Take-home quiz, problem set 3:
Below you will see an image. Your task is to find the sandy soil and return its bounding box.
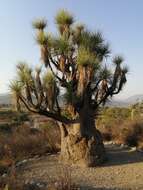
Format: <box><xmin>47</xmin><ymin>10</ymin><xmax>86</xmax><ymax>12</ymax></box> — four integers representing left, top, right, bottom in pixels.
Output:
<box><xmin>17</xmin><ymin>144</ymin><xmax>143</xmax><ymax>190</ymax></box>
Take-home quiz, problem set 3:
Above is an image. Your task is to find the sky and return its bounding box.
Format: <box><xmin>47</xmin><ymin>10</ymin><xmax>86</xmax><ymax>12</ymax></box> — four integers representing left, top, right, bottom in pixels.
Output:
<box><xmin>0</xmin><ymin>0</ymin><xmax>143</xmax><ymax>99</ymax></box>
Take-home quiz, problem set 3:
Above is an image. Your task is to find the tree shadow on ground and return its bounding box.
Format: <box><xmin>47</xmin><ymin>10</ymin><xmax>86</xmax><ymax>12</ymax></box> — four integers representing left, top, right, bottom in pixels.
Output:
<box><xmin>102</xmin><ymin>144</ymin><xmax>143</xmax><ymax>167</ymax></box>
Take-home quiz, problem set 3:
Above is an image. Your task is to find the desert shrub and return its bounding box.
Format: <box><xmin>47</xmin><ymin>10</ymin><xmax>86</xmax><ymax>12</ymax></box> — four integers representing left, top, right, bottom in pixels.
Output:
<box><xmin>0</xmin><ymin>110</ymin><xmax>30</xmax><ymax>131</ymax></box>
<box><xmin>97</xmin><ymin>107</ymin><xmax>131</xmax><ymax>127</ymax></box>
<box><xmin>0</xmin><ymin>124</ymin><xmax>60</xmax><ymax>169</ymax></box>
<box><xmin>40</xmin><ymin>120</ymin><xmax>61</xmax><ymax>150</ymax></box>
<box><xmin>100</xmin><ymin>118</ymin><xmax>143</xmax><ymax>146</ymax></box>
<box><xmin>117</xmin><ymin>120</ymin><xmax>143</xmax><ymax>146</ymax></box>
<box><xmin>12</xmin><ymin>112</ymin><xmax>29</xmax><ymax>125</ymax></box>
<box><xmin>97</xmin><ymin>106</ymin><xmax>143</xmax><ymax>146</ymax></box>
<box><xmin>0</xmin><ymin>111</ymin><xmax>61</xmax><ymax>178</ymax></box>
<box><xmin>101</xmin><ymin>131</ymin><xmax>112</xmax><ymax>141</ymax></box>
<box><xmin>0</xmin><ymin>124</ymin><xmax>12</xmax><ymax>134</ymax></box>
<box><xmin>120</xmin><ymin>128</ymin><xmax>138</xmax><ymax>146</ymax></box>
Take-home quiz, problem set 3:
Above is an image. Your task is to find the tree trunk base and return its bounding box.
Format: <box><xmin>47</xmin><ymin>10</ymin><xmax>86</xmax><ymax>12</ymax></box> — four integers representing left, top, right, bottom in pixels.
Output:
<box><xmin>60</xmin><ymin>130</ymin><xmax>106</xmax><ymax>167</ymax></box>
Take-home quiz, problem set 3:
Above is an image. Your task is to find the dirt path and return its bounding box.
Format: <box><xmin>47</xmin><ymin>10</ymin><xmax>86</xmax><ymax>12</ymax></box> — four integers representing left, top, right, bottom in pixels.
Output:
<box><xmin>17</xmin><ymin>144</ymin><xmax>143</xmax><ymax>190</ymax></box>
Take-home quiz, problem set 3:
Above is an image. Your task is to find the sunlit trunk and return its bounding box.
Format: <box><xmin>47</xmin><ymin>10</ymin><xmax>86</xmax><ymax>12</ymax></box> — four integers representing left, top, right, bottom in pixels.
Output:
<box><xmin>60</xmin><ymin>105</ymin><xmax>106</xmax><ymax>167</ymax></box>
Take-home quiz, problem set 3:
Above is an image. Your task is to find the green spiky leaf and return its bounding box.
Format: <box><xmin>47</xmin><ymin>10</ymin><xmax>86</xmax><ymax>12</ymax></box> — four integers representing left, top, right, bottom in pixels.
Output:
<box><xmin>16</xmin><ymin>62</ymin><xmax>33</xmax><ymax>84</ymax></box>
<box><xmin>43</xmin><ymin>71</ymin><xmax>55</xmax><ymax>88</ymax></box>
<box><xmin>53</xmin><ymin>37</ymin><xmax>70</xmax><ymax>55</ymax></box>
<box><xmin>36</xmin><ymin>31</ymin><xmax>52</xmax><ymax>46</ymax></box>
<box><xmin>9</xmin><ymin>80</ymin><xmax>23</xmax><ymax>95</ymax></box>
<box><xmin>55</xmin><ymin>9</ymin><xmax>74</xmax><ymax>26</ymax></box>
<box><xmin>99</xmin><ymin>66</ymin><xmax>112</xmax><ymax>80</ymax></box>
<box><xmin>77</xmin><ymin>47</ymin><xmax>98</xmax><ymax>67</ymax></box>
<box><xmin>113</xmin><ymin>56</ymin><xmax>124</xmax><ymax>65</ymax></box>
<box><xmin>32</xmin><ymin>19</ymin><xmax>47</xmax><ymax>30</ymax></box>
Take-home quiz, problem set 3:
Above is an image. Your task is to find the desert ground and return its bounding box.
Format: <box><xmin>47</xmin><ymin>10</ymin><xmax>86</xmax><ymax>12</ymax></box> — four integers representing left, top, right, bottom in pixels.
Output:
<box><xmin>16</xmin><ymin>143</ymin><xmax>143</xmax><ymax>190</ymax></box>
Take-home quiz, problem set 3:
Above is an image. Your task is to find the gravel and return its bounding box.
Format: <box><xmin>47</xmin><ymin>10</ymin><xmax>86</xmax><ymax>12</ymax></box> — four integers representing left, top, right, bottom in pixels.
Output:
<box><xmin>16</xmin><ymin>144</ymin><xmax>143</xmax><ymax>190</ymax></box>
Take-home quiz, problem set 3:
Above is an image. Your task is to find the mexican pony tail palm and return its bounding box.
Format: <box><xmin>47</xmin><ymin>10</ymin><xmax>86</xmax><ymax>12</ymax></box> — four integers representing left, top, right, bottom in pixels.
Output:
<box><xmin>10</xmin><ymin>10</ymin><xmax>128</xmax><ymax>167</ymax></box>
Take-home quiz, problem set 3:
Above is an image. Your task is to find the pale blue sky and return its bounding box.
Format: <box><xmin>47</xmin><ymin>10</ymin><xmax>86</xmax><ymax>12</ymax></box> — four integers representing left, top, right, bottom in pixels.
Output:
<box><xmin>0</xmin><ymin>0</ymin><xmax>143</xmax><ymax>99</ymax></box>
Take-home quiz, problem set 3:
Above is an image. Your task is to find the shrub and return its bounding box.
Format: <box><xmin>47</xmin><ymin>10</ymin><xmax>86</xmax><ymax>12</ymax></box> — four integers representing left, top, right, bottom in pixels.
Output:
<box><xmin>97</xmin><ymin>107</ymin><xmax>143</xmax><ymax>147</ymax></box>
<box><xmin>0</xmin><ymin>123</ymin><xmax>60</xmax><ymax>175</ymax></box>
<box><xmin>117</xmin><ymin>120</ymin><xmax>143</xmax><ymax>146</ymax></box>
<box><xmin>102</xmin><ymin>131</ymin><xmax>112</xmax><ymax>141</ymax></box>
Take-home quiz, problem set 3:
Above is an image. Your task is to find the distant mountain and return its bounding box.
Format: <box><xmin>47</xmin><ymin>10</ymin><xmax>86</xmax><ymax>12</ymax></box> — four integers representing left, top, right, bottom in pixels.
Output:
<box><xmin>125</xmin><ymin>94</ymin><xmax>143</xmax><ymax>105</ymax></box>
<box><xmin>107</xmin><ymin>94</ymin><xmax>143</xmax><ymax>107</ymax></box>
<box><xmin>0</xmin><ymin>93</ymin><xmax>143</xmax><ymax>107</ymax></box>
<box><xmin>106</xmin><ymin>99</ymin><xmax>128</xmax><ymax>107</ymax></box>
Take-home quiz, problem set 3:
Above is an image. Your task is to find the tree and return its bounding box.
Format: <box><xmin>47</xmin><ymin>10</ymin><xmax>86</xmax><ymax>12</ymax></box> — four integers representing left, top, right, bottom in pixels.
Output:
<box><xmin>10</xmin><ymin>10</ymin><xmax>128</xmax><ymax>167</ymax></box>
<box><xmin>10</xmin><ymin>81</ymin><xmax>22</xmax><ymax>111</ymax></box>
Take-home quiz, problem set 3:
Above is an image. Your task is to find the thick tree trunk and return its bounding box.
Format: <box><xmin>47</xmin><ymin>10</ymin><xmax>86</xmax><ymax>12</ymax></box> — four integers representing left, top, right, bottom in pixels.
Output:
<box><xmin>59</xmin><ymin>109</ymin><xmax>106</xmax><ymax>167</ymax></box>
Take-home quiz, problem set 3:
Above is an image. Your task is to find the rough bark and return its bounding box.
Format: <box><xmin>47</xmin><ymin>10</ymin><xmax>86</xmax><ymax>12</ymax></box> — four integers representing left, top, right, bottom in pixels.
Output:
<box><xmin>59</xmin><ymin>111</ymin><xmax>106</xmax><ymax>167</ymax></box>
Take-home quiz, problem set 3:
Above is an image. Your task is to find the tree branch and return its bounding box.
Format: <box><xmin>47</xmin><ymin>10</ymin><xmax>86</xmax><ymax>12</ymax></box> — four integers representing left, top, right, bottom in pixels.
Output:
<box><xmin>38</xmin><ymin>110</ymin><xmax>79</xmax><ymax>124</ymax></box>
<box><xmin>19</xmin><ymin>95</ymin><xmax>79</xmax><ymax>124</ymax></box>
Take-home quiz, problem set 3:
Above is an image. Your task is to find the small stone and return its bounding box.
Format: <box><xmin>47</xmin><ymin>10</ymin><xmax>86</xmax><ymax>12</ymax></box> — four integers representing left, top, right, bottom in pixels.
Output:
<box><xmin>120</xmin><ymin>144</ymin><xmax>125</xmax><ymax>148</ymax></box>
<box><xmin>2</xmin><ymin>173</ymin><xmax>7</xmax><ymax>177</ymax></box>
<box><xmin>124</xmin><ymin>144</ymin><xmax>129</xmax><ymax>148</ymax></box>
<box><xmin>131</xmin><ymin>147</ymin><xmax>137</xmax><ymax>151</ymax></box>
<box><xmin>34</xmin><ymin>155</ymin><xmax>39</xmax><ymax>159</ymax></box>
<box><xmin>20</xmin><ymin>159</ymin><xmax>28</xmax><ymax>164</ymax></box>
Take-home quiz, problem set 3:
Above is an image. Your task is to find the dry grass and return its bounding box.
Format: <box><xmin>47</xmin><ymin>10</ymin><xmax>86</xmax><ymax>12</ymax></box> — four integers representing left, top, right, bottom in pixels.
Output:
<box><xmin>0</xmin><ymin>125</ymin><xmax>59</xmax><ymax>159</ymax></box>
<box><xmin>99</xmin><ymin>119</ymin><xmax>143</xmax><ymax>147</ymax></box>
<box><xmin>0</xmin><ymin>166</ymin><xmax>79</xmax><ymax>190</ymax></box>
<box><xmin>113</xmin><ymin>120</ymin><xmax>143</xmax><ymax>146</ymax></box>
<box><xmin>0</xmin><ymin>123</ymin><xmax>60</xmax><ymax>175</ymax></box>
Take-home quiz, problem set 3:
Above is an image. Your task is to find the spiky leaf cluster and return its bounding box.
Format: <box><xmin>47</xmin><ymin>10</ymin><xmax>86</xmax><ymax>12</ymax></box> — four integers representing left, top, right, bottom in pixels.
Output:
<box><xmin>77</xmin><ymin>47</ymin><xmax>98</xmax><ymax>67</ymax></box>
<box><xmin>55</xmin><ymin>9</ymin><xmax>74</xmax><ymax>26</ymax></box>
<box><xmin>32</xmin><ymin>19</ymin><xmax>47</xmax><ymax>30</ymax></box>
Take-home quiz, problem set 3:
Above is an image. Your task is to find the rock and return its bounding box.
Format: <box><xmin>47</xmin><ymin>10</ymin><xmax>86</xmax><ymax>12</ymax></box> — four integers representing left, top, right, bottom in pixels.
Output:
<box><xmin>34</xmin><ymin>155</ymin><xmax>40</xmax><ymax>159</ymax></box>
<box><xmin>24</xmin><ymin>180</ymin><xmax>47</xmax><ymax>190</ymax></box>
<box><xmin>124</xmin><ymin>144</ymin><xmax>129</xmax><ymax>148</ymax></box>
<box><xmin>120</xmin><ymin>144</ymin><xmax>129</xmax><ymax>149</ymax></box>
<box><xmin>130</xmin><ymin>147</ymin><xmax>137</xmax><ymax>151</ymax></box>
<box><xmin>19</xmin><ymin>160</ymin><xmax>28</xmax><ymax>166</ymax></box>
<box><xmin>2</xmin><ymin>173</ymin><xmax>7</xmax><ymax>177</ymax></box>
<box><xmin>16</xmin><ymin>159</ymin><xmax>28</xmax><ymax>167</ymax></box>
<box><xmin>104</xmin><ymin>141</ymin><xmax>114</xmax><ymax>145</ymax></box>
<box><xmin>120</xmin><ymin>144</ymin><xmax>125</xmax><ymax>148</ymax></box>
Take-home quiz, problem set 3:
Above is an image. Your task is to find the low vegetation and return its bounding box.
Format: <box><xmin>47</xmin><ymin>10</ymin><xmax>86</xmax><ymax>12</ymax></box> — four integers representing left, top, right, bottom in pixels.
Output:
<box><xmin>97</xmin><ymin>106</ymin><xmax>143</xmax><ymax>148</ymax></box>
<box><xmin>0</xmin><ymin>110</ymin><xmax>60</xmax><ymax>177</ymax></box>
<box><xmin>0</xmin><ymin>104</ymin><xmax>143</xmax><ymax>189</ymax></box>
